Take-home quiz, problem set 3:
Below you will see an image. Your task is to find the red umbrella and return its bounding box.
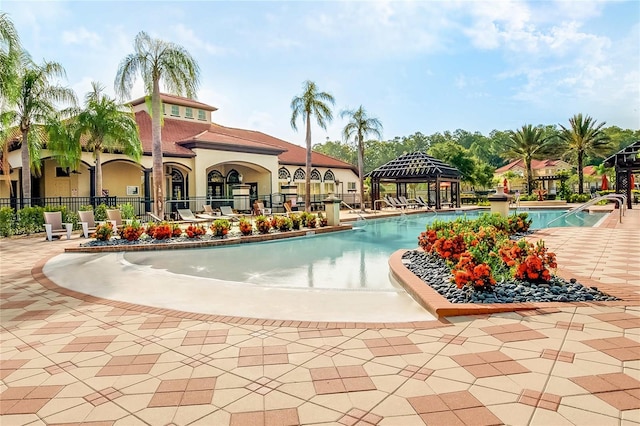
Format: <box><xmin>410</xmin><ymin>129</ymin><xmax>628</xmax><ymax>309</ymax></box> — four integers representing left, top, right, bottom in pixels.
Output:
<box><xmin>601</xmin><ymin>174</ymin><xmax>608</xmax><ymax>191</ymax></box>
<box><xmin>631</xmin><ymin>174</ymin><xmax>635</xmax><ymax>190</ymax></box>
<box><xmin>503</xmin><ymin>178</ymin><xmax>508</xmax><ymax>193</ymax></box>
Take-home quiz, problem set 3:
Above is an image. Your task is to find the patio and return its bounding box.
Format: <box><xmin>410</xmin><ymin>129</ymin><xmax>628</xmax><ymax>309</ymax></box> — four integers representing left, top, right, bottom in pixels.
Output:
<box><xmin>0</xmin><ymin>209</ymin><xmax>638</xmax><ymax>425</ymax></box>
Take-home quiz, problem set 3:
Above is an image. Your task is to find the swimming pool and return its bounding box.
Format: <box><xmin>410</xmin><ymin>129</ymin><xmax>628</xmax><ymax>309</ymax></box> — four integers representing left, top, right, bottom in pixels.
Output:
<box><xmin>124</xmin><ymin>209</ymin><xmax>606</xmax><ymax>291</ymax></box>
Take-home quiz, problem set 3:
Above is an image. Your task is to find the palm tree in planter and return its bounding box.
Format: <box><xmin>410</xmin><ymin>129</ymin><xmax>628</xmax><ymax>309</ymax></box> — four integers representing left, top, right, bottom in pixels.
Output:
<box><xmin>504</xmin><ymin>125</ymin><xmax>554</xmax><ymax>195</ymax></box>
<box><xmin>559</xmin><ymin>114</ymin><xmax>611</xmax><ymax>194</ymax></box>
<box><xmin>48</xmin><ymin>82</ymin><xmax>142</xmax><ymax>198</ymax></box>
<box><xmin>115</xmin><ymin>31</ymin><xmax>200</xmax><ymax>218</ymax></box>
<box><xmin>10</xmin><ymin>56</ymin><xmax>76</xmax><ymax>204</ymax></box>
<box><xmin>290</xmin><ymin>80</ymin><xmax>335</xmax><ymax>212</ymax></box>
<box><xmin>340</xmin><ymin>105</ymin><xmax>382</xmax><ymax>211</ymax></box>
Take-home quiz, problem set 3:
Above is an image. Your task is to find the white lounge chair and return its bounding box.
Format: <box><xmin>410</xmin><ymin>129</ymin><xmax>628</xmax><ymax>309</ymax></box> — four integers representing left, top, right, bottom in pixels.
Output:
<box><xmin>177</xmin><ymin>208</ymin><xmax>209</xmax><ymax>224</ymax></box>
<box><xmin>44</xmin><ymin>211</ymin><xmax>72</xmax><ymax>241</ymax></box>
<box><xmin>219</xmin><ymin>206</ymin><xmax>242</xmax><ymax>221</ymax></box>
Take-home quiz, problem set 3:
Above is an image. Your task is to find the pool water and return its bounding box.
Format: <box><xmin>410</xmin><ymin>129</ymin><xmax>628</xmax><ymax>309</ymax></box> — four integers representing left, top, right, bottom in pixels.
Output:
<box><xmin>124</xmin><ymin>210</ymin><xmax>606</xmax><ymax>291</ymax></box>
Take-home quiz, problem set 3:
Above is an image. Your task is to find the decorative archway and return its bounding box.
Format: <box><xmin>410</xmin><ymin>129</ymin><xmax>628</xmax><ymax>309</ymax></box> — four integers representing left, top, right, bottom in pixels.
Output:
<box><xmin>207</xmin><ymin>170</ymin><xmax>224</xmax><ymax>198</ymax></box>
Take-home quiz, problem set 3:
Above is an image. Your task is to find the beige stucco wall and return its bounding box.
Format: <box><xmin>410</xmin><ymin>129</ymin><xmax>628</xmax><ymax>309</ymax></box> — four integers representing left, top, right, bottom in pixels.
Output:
<box><xmin>101</xmin><ymin>161</ymin><xmax>144</xmax><ymax>197</ymax></box>
<box><xmin>192</xmin><ymin>149</ymin><xmax>279</xmax><ymax>197</ymax></box>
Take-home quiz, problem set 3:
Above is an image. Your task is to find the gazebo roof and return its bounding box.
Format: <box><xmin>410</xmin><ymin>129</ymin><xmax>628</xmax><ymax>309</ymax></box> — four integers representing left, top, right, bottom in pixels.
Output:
<box><xmin>368</xmin><ymin>151</ymin><xmax>461</xmax><ymax>180</ymax></box>
<box><xmin>604</xmin><ymin>140</ymin><xmax>640</xmax><ymax>170</ymax></box>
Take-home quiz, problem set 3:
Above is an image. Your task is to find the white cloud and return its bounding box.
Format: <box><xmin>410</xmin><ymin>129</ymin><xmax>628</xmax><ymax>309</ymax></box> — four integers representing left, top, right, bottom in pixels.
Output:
<box><xmin>62</xmin><ymin>27</ymin><xmax>102</xmax><ymax>47</ymax></box>
<box><xmin>171</xmin><ymin>23</ymin><xmax>229</xmax><ymax>56</ymax></box>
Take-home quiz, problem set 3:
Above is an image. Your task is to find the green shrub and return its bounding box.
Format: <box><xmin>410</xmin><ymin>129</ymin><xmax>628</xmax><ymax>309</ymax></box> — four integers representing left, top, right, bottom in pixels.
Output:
<box><xmin>94</xmin><ymin>203</ymin><xmax>108</xmax><ymax>221</ymax></box>
<box><xmin>0</xmin><ymin>207</ymin><xmax>16</xmax><ymax>237</ymax></box>
<box><xmin>120</xmin><ymin>203</ymin><xmax>135</xmax><ymax>220</ymax></box>
<box><xmin>16</xmin><ymin>206</ymin><xmax>45</xmax><ymax>235</ymax></box>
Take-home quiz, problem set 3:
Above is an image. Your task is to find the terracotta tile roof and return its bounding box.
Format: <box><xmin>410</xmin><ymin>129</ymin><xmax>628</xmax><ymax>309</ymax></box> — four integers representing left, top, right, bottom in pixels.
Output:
<box><xmin>495</xmin><ymin>159</ymin><xmax>564</xmax><ymax>174</ymax></box>
<box><xmin>206</xmin><ymin>123</ymin><xmax>357</xmax><ymax>171</ymax></box>
<box><xmin>135</xmin><ymin>111</ymin><xmax>208</xmax><ymax>157</ymax></box>
<box><xmin>583</xmin><ymin>165</ymin><xmax>597</xmax><ymax>176</ymax></box>
<box><xmin>176</xmin><ymin>128</ymin><xmax>286</xmax><ymax>155</ymax></box>
<box><xmin>128</xmin><ymin>94</ymin><xmax>218</xmax><ymax>111</ymax></box>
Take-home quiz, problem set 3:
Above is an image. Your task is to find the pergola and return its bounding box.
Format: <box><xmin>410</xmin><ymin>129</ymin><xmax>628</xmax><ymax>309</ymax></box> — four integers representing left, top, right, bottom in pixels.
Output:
<box><xmin>368</xmin><ymin>152</ymin><xmax>462</xmax><ymax>210</ymax></box>
<box><xmin>604</xmin><ymin>140</ymin><xmax>639</xmax><ymax>209</ymax></box>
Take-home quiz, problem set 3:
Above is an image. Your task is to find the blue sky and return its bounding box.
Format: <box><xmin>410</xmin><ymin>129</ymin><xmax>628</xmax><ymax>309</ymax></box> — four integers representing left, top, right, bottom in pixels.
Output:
<box><xmin>3</xmin><ymin>0</ymin><xmax>639</xmax><ymax>147</ymax></box>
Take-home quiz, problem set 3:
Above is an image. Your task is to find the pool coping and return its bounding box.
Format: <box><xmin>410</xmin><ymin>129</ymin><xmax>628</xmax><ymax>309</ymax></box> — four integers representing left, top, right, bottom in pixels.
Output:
<box><xmin>388</xmin><ymin>245</ymin><xmax>639</xmax><ymax>318</ymax></box>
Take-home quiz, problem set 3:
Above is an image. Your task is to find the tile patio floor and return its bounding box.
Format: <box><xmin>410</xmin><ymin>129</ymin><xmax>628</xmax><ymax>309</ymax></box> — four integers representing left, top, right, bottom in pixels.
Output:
<box><xmin>1</xmin><ymin>208</ymin><xmax>639</xmax><ymax>425</ymax></box>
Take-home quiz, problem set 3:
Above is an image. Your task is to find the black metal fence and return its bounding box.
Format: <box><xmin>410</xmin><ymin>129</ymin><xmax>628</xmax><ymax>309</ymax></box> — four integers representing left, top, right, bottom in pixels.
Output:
<box><xmin>0</xmin><ymin>192</ymin><xmax>363</xmax><ymax>219</ymax></box>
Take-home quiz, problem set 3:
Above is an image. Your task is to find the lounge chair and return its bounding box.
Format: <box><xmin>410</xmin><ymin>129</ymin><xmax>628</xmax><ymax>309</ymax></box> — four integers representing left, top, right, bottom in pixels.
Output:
<box><xmin>219</xmin><ymin>206</ymin><xmax>242</xmax><ymax>221</ymax></box>
<box><xmin>78</xmin><ymin>210</ymin><xmax>99</xmax><ymax>238</ymax></box>
<box><xmin>398</xmin><ymin>196</ymin><xmax>418</xmax><ymax>209</ymax></box>
<box><xmin>384</xmin><ymin>196</ymin><xmax>407</xmax><ymax>210</ymax></box>
<box><xmin>147</xmin><ymin>212</ymin><xmax>164</xmax><ymax>222</ymax></box>
<box><xmin>253</xmin><ymin>201</ymin><xmax>272</xmax><ymax>216</ymax></box>
<box><xmin>44</xmin><ymin>211</ymin><xmax>72</xmax><ymax>241</ymax></box>
<box><xmin>415</xmin><ymin>196</ymin><xmax>436</xmax><ymax>211</ymax></box>
<box><xmin>106</xmin><ymin>209</ymin><xmax>130</xmax><ymax>229</ymax></box>
<box><xmin>283</xmin><ymin>201</ymin><xmax>293</xmax><ymax>216</ymax></box>
<box><xmin>177</xmin><ymin>208</ymin><xmax>210</xmax><ymax>224</ymax></box>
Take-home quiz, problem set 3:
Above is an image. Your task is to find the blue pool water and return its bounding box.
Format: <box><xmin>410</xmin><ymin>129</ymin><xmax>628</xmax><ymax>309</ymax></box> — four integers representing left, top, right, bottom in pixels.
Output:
<box><xmin>124</xmin><ymin>209</ymin><xmax>606</xmax><ymax>291</ymax></box>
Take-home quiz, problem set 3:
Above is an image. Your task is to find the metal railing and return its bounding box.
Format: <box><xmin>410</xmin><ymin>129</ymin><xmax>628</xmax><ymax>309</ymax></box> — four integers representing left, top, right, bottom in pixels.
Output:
<box><xmin>547</xmin><ymin>194</ymin><xmax>627</xmax><ymax>227</ymax></box>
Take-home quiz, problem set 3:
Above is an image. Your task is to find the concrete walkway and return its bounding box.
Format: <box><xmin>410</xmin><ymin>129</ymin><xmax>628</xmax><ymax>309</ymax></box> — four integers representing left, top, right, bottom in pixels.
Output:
<box><xmin>1</xmin><ymin>208</ymin><xmax>638</xmax><ymax>425</ymax></box>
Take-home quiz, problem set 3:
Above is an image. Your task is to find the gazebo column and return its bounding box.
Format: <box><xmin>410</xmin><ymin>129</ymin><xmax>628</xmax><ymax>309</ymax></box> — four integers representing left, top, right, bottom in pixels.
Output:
<box><xmin>435</xmin><ymin>177</ymin><xmax>441</xmax><ymax>210</ymax></box>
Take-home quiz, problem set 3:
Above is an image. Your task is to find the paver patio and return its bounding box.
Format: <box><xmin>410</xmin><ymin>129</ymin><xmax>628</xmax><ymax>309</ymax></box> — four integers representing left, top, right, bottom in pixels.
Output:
<box><xmin>1</xmin><ymin>208</ymin><xmax>638</xmax><ymax>425</ymax></box>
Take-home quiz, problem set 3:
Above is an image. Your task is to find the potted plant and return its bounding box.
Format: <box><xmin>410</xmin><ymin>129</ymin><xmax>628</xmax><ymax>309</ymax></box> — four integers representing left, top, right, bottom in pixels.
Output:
<box><xmin>306</xmin><ymin>215</ymin><xmax>316</xmax><ymax>228</ymax></box>
<box><xmin>238</xmin><ymin>217</ymin><xmax>253</xmax><ymax>236</ymax></box>
<box><xmin>275</xmin><ymin>216</ymin><xmax>293</xmax><ymax>232</ymax></box>
<box><xmin>317</xmin><ymin>211</ymin><xmax>328</xmax><ymax>227</ymax></box>
<box><xmin>120</xmin><ymin>220</ymin><xmax>144</xmax><ymax>241</ymax></box>
<box><xmin>210</xmin><ymin>218</ymin><xmax>231</xmax><ymax>237</ymax></box>
<box><xmin>255</xmin><ymin>215</ymin><xmax>271</xmax><ymax>234</ymax></box>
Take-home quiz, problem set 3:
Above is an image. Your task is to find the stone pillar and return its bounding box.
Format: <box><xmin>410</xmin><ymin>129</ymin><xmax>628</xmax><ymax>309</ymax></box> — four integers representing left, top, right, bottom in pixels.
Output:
<box><xmin>488</xmin><ymin>186</ymin><xmax>511</xmax><ymax>217</ymax></box>
<box><xmin>233</xmin><ymin>184</ymin><xmax>251</xmax><ymax>212</ymax></box>
<box><xmin>323</xmin><ymin>195</ymin><xmax>341</xmax><ymax>226</ymax></box>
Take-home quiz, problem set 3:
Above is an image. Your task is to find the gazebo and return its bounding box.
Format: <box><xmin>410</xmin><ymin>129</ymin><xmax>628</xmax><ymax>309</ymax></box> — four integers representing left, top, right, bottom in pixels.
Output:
<box><xmin>604</xmin><ymin>140</ymin><xmax>639</xmax><ymax>209</ymax></box>
<box><xmin>368</xmin><ymin>152</ymin><xmax>462</xmax><ymax>210</ymax></box>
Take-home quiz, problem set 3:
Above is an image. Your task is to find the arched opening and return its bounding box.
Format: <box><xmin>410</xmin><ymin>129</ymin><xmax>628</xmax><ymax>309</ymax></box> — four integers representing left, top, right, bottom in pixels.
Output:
<box><xmin>207</xmin><ymin>170</ymin><xmax>224</xmax><ymax>198</ymax></box>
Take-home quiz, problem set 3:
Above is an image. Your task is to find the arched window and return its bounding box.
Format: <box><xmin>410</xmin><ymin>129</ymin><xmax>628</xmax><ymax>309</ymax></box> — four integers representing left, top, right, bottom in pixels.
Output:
<box><xmin>323</xmin><ymin>170</ymin><xmax>335</xmax><ymax>181</ymax></box>
<box><xmin>171</xmin><ymin>169</ymin><xmax>184</xmax><ymax>183</ymax></box>
<box><xmin>310</xmin><ymin>169</ymin><xmax>322</xmax><ymax>181</ymax></box>
<box><xmin>293</xmin><ymin>168</ymin><xmax>305</xmax><ymax>181</ymax></box>
<box><xmin>207</xmin><ymin>170</ymin><xmax>224</xmax><ymax>183</ymax></box>
<box><xmin>278</xmin><ymin>167</ymin><xmax>291</xmax><ymax>181</ymax></box>
<box><xmin>227</xmin><ymin>169</ymin><xmax>240</xmax><ymax>184</ymax></box>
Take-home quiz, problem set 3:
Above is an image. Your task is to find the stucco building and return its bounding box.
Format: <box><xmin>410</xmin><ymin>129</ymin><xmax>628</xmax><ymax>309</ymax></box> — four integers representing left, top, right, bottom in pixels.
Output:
<box><xmin>1</xmin><ymin>94</ymin><xmax>359</xmax><ymax>213</ymax></box>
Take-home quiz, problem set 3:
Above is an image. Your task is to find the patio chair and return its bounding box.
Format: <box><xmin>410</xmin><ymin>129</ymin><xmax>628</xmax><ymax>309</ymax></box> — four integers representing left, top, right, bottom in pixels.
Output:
<box><xmin>415</xmin><ymin>196</ymin><xmax>436</xmax><ymax>211</ymax></box>
<box><xmin>219</xmin><ymin>206</ymin><xmax>242</xmax><ymax>221</ymax></box>
<box><xmin>177</xmin><ymin>208</ymin><xmax>210</xmax><ymax>224</ymax></box>
<box><xmin>44</xmin><ymin>211</ymin><xmax>72</xmax><ymax>241</ymax></box>
<box><xmin>398</xmin><ymin>195</ymin><xmax>418</xmax><ymax>209</ymax></box>
<box><xmin>253</xmin><ymin>201</ymin><xmax>272</xmax><ymax>216</ymax></box>
<box><xmin>78</xmin><ymin>210</ymin><xmax>99</xmax><ymax>238</ymax></box>
<box><xmin>146</xmin><ymin>212</ymin><xmax>164</xmax><ymax>222</ymax></box>
<box><xmin>106</xmin><ymin>209</ymin><xmax>125</xmax><ymax>229</ymax></box>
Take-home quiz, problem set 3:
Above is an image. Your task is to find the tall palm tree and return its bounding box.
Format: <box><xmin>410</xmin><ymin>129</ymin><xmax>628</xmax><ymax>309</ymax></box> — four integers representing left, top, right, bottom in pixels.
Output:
<box><xmin>504</xmin><ymin>125</ymin><xmax>553</xmax><ymax>195</ymax></box>
<box><xmin>290</xmin><ymin>80</ymin><xmax>335</xmax><ymax>212</ymax></box>
<box><xmin>11</xmin><ymin>57</ymin><xmax>76</xmax><ymax>204</ymax></box>
<box><xmin>115</xmin><ymin>31</ymin><xmax>200</xmax><ymax>218</ymax></box>
<box><xmin>48</xmin><ymin>82</ymin><xmax>142</xmax><ymax>197</ymax></box>
<box><xmin>559</xmin><ymin>114</ymin><xmax>611</xmax><ymax>194</ymax></box>
<box><xmin>0</xmin><ymin>12</ymin><xmax>21</xmax><ymax>100</ymax></box>
<box><xmin>340</xmin><ymin>106</ymin><xmax>382</xmax><ymax>211</ymax></box>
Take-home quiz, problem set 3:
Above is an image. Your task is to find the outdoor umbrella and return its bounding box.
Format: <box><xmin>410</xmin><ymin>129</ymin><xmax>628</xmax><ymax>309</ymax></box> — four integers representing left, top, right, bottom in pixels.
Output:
<box><xmin>631</xmin><ymin>174</ymin><xmax>636</xmax><ymax>190</ymax></box>
<box><xmin>601</xmin><ymin>174</ymin><xmax>608</xmax><ymax>191</ymax></box>
<box><xmin>503</xmin><ymin>178</ymin><xmax>509</xmax><ymax>193</ymax></box>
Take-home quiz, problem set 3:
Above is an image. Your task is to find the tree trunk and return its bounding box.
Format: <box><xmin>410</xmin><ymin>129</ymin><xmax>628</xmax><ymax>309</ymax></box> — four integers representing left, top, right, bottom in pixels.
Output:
<box><xmin>577</xmin><ymin>152</ymin><xmax>584</xmax><ymax>194</ymax></box>
<box><xmin>95</xmin><ymin>150</ymin><xmax>102</xmax><ymax>198</ymax></box>
<box><xmin>304</xmin><ymin>111</ymin><xmax>311</xmax><ymax>213</ymax></box>
<box><xmin>357</xmin><ymin>133</ymin><xmax>365</xmax><ymax>211</ymax></box>
<box><xmin>525</xmin><ymin>157</ymin><xmax>533</xmax><ymax>195</ymax></box>
<box><xmin>20</xmin><ymin>129</ymin><xmax>31</xmax><ymax>206</ymax></box>
<box><xmin>151</xmin><ymin>81</ymin><xmax>164</xmax><ymax>218</ymax></box>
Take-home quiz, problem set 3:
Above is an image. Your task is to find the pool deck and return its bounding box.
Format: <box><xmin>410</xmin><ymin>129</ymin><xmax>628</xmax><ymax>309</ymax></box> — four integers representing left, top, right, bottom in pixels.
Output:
<box><xmin>1</xmin><ymin>208</ymin><xmax>639</xmax><ymax>425</ymax></box>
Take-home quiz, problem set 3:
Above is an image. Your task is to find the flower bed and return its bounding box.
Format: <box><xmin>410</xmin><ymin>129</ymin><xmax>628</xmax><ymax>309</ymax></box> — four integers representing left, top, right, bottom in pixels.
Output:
<box><xmin>412</xmin><ymin>212</ymin><xmax>617</xmax><ymax>303</ymax></box>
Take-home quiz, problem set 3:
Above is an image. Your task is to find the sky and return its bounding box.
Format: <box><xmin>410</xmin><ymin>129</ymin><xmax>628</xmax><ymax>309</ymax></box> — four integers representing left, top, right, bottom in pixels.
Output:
<box><xmin>3</xmin><ymin>0</ymin><xmax>639</xmax><ymax>147</ymax></box>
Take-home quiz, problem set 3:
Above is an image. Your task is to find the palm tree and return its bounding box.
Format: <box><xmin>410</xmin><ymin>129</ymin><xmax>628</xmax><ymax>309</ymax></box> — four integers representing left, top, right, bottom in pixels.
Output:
<box><xmin>48</xmin><ymin>82</ymin><xmax>142</xmax><ymax>197</ymax></box>
<box><xmin>559</xmin><ymin>114</ymin><xmax>611</xmax><ymax>194</ymax></box>
<box><xmin>290</xmin><ymin>80</ymin><xmax>335</xmax><ymax>212</ymax></box>
<box><xmin>11</xmin><ymin>57</ymin><xmax>76</xmax><ymax>204</ymax></box>
<box><xmin>340</xmin><ymin>106</ymin><xmax>382</xmax><ymax>211</ymax></box>
<box><xmin>504</xmin><ymin>125</ymin><xmax>553</xmax><ymax>195</ymax></box>
<box><xmin>115</xmin><ymin>31</ymin><xmax>200</xmax><ymax>218</ymax></box>
<box><xmin>0</xmin><ymin>12</ymin><xmax>21</xmax><ymax>100</ymax></box>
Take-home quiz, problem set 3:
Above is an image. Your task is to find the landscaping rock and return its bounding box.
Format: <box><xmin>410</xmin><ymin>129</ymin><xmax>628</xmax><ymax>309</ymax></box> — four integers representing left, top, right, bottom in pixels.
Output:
<box><xmin>401</xmin><ymin>250</ymin><xmax>619</xmax><ymax>304</ymax></box>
